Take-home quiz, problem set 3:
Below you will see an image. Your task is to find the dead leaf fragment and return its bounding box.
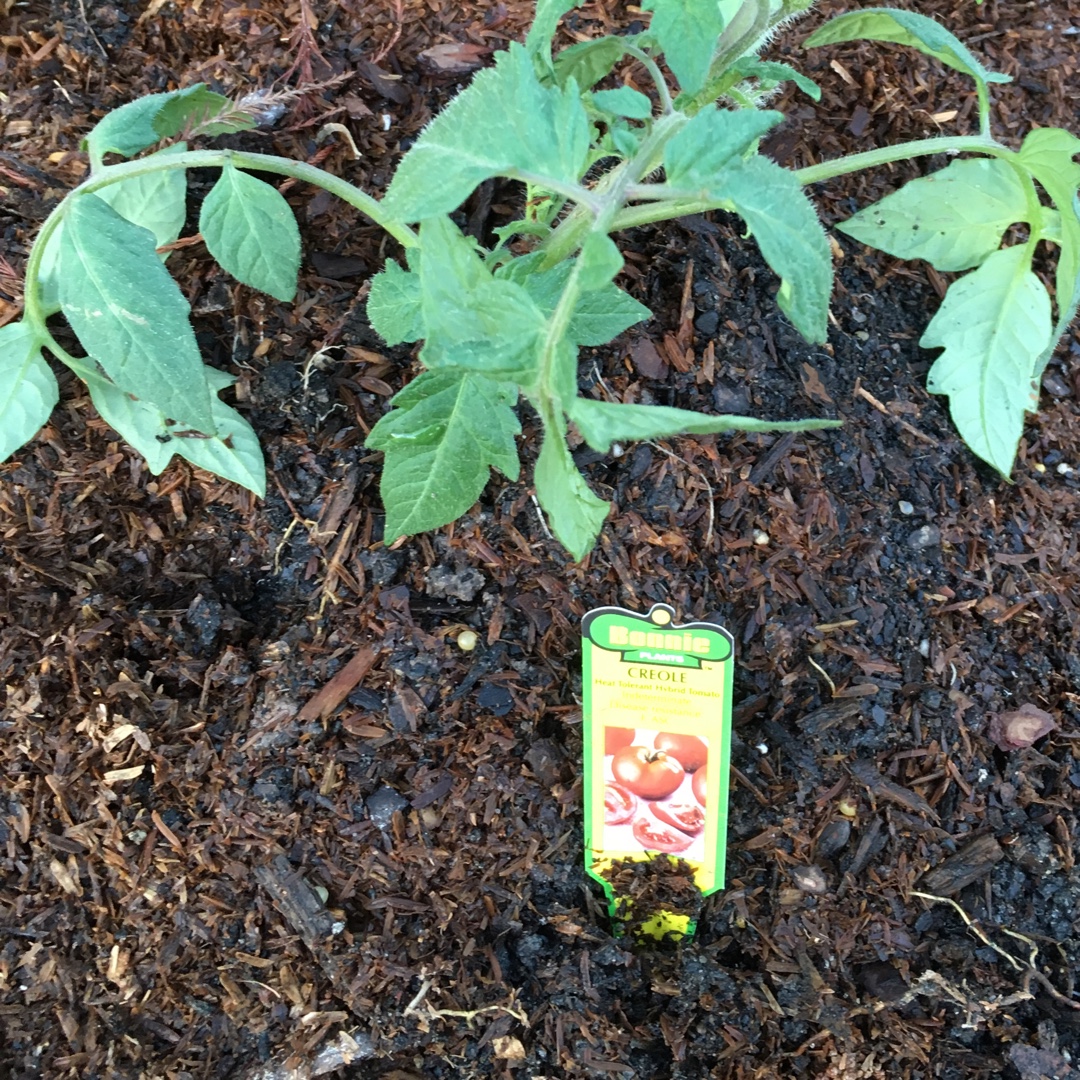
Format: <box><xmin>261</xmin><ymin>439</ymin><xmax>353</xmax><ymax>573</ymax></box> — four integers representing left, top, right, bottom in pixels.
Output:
<box><xmin>492</xmin><ymin>1036</ymin><xmax>526</xmax><ymax>1062</ymax></box>
<box><xmin>418</xmin><ymin>42</ymin><xmax>489</xmax><ymax>75</ymax></box>
<box><xmin>631</xmin><ymin>338</ymin><xmax>667</xmax><ymax>379</ymax></box>
<box><xmin>988</xmin><ymin>703</ymin><xmax>1057</xmax><ymax>750</ymax></box>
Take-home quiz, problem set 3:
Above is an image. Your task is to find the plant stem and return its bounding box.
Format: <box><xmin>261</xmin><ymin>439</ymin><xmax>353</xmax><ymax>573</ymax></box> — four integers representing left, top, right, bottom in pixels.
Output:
<box><xmin>21</xmin><ymin>146</ymin><xmax>420</xmax><ymax>336</ymax></box>
<box><xmin>54</xmin><ymin>147</ymin><xmax>417</xmax><ymax>249</ymax></box>
<box><xmin>623</xmin><ymin>44</ymin><xmax>674</xmax><ymax>116</ymax></box>
<box><xmin>794</xmin><ymin>134</ymin><xmax>1005</xmax><ymax>186</ymax></box>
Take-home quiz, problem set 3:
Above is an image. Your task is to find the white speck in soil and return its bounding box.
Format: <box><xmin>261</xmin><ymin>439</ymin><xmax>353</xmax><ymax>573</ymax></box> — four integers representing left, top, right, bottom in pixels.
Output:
<box><xmin>906</xmin><ymin>525</ymin><xmax>941</xmax><ymax>550</ymax></box>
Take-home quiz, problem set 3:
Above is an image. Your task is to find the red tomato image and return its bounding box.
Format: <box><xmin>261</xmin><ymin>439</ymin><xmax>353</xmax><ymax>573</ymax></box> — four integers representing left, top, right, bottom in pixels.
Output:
<box><xmin>604</xmin><ymin>782</ymin><xmax>637</xmax><ymax>825</ymax></box>
<box><xmin>692</xmin><ymin>767</ymin><xmax>706</xmax><ymax>808</ymax></box>
<box><xmin>604</xmin><ymin>726</ymin><xmax>636</xmax><ymax>756</ymax></box>
<box><xmin>611</xmin><ymin>745</ymin><xmax>685</xmax><ymax>800</ymax></box>
<box><xmin>632</xmin><ymin>816</ymin><xmax>692</xmax><ymax>853</ymax></box>
<box><xmin>654</xmin><ymin>732</ymin><xmax>708</xmax><ymax>773</ymax></box>
<box><xmin>650</xmin><ymin>799</ymin><xmax>704</xmax><ymax>835</ymax></box>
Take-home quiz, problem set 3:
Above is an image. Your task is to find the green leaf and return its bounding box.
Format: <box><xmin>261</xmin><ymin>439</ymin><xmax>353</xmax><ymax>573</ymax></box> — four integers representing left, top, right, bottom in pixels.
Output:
<box><xmin>382</xmin><ymin>43</ymin><xmax>591</xmax><ymax>221</ymax></box>
<box><xmin>837</xmin><ymin>158</ymin><xmax>1031</xmax><ymax>272</ymax></box>
<box><xmin>37</xmin><ymin>144</ymin><xmax>189</xmax><ymax>314</ymax></box>
<box><xmin>1016</xmin><ymin>128</ymin><xmax>1080</xmax><ymax>328</ymax></box>
<box><xmin>578</xmin><ymin>233</ymin><xmax>623</xmax><ymax>292</ymax></box>
<box><xmin>367</xmin><ymin>261</ymin><xmax>424</xmax><ymax>345</ymax></box>
<box><xmin>553</xmin><ymin>36</ymin><xmax>636</xmax><ymax>92</ymax></box>
<box><xmin>567</xmin><ymin>397</ymin><xmax>840</xmax><ymax>453</ymax></box>
<box><xmin>591</xmin><ymin>87</ymin><xmax>653</xmax><ymax>120</ymax></box>
<box><xmin>366</xmin><ymin>370</ymin><xmax>521</xmax><ymax>539</ymax></box>
<box><xmin>199</xmin><ymin>163</ymin><xmax>300</xmax><ymax>302</ymax></box>
<box><xmin>171</xmin><ymin>372</ymin><xmax>266</xmax><ymax>497</ymax></box>
<box><xmin>803</xmin><ymin>8</ymin><xmax>1011</xmax><ymax>95</ymax></box>
<box><xmin>153</xmin><ymin>85</ymin><xmax>255</xmax><ymax>138</ymax></box>
<box><xmin>501</xmin><ymin>257</ymin><xmax>650</xmax><ymax>345</ymax></box>
<box><xmin>641</xmin><ymin>0</ymin><xmax>727</xmax><ymax>96</ymax></box>
<box><xmin>0</xmin><ymin>322</ymin><xmax>58</xmax><ymax>461</ymax></box>
<box><xmin>526</xmin><ymin>0</ymin><xmax>581</xmax><ymax>72</ymax></box>
<box><xmin>97</xmin><ymin>143</ymin><xmax>189</xmax><ymax>250</ymax></box>
<box><xmin>664</xmin><ymin>108</ymin><xmax>783</xmax><ymax>190</ymax></box>
<box><xmin>59</xmin><ymin>194</ymin><xmax>214</xmax><ymax>433</ymax></box>
<box><xmin>82</xmin><ymin>90</ymin><xmax>185</xmax><ymax>160</ymax></box>
<box><xmin>534</xmin><ymin>425</ymin><xmax>609</xmax><ymax>561</ymax></box>
<box><xmin>418</xmin><ymin>217</ymin><xmax>548</xmax><ymax>380</ymax></box>
<box><xmin>921</xmin><ymin>245</ymin><xmax>1052</xmax><ymax>476</ymax></box>
<box><xmin>611</xmin><ymin>124</ymin><xmax>641</xmax><ymax>160</ymax></box>
<box><xmin>729</xmin><ymin>58</ymin><xmax>821</xmax><ymax>102</ymax></box>
<box><xmin>721</xmin><ymin>155</ymin><xmax>832</xmax><ymax>343</ymax></box>
<box><xmin>85</xmin><ymin>367</ymin><xmax>265</xmax><ymax>494</ymax></box>
<box><xmin>83</xmin><ymin>372</ymin><xmax>177</xmax><ymax>474</ymax></box>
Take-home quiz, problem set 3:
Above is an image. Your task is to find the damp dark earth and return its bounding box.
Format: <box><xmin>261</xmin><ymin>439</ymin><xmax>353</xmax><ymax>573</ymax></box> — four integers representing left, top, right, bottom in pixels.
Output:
<box><xmin>2</xmin><ymin>1</ymin><xmax>1080</xmax><ymax>1078</ymax></box>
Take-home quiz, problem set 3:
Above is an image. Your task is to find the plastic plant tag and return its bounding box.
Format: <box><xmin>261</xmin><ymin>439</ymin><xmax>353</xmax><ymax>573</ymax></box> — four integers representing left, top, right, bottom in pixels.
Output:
<box><xmin>582</xmin><ymin>603</ymin><xmax>734</xmax><ymax>939</ymax></box>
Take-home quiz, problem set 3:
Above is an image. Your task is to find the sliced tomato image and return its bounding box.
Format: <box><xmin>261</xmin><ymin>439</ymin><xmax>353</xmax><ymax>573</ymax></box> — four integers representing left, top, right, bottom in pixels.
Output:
<box><xmin>650</xmin><ymin>799</ymin><xmax>704</xmax><ymax>835</ymax></box>
<box><xmin>604</xmin><ymin>726</ymin><xmax>636</xmax><ymax>756</ymax></box>
<box><xmin>692</xmin><ymin>767</ymin><xmax>706</xmax><ymax>808</ymax></box>
<box><xmin>604</xmin><ymin>782</ymin><xmax>637</xmax><ymax>825</ymax></box>
<box><xmin>611</xmin><ymin>745</ymin><xmax>685</xmax><ymax>800</ymax></box>
<box><xmin>654</xmin><ymin>732</ymin><xmax>708</xmax><ymax>772</ymax></box>
<box><xmin>632</xmin><ymin>816</ymin><xmax>692</xmax><ymax>853</ymax></box>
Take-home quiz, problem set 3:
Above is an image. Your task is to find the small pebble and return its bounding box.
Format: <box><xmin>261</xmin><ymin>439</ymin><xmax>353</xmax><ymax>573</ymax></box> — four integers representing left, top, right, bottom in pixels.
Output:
<box><xmin>789</xmin><ymin>864</ymin><xmax>828</xmax><ymax>894</ymax></box>
<box><xmin>816</xmin><ymin>819</ymin><xmax>851</xmax><ymax>859</ymax></box>
<box><xmin>906</xmin><ymin>524</ymin><xmax>941</xmax><ymax>550</ymax></box>
<box><xmin>753</xmin><ymin>530</ymin><xmax>770</xmax><ymax>546</ymax></box>
<box><xmin>1057</xmin><ymin>463</ymin><xmax>1074</xmax><ymax>475</ymax></box>
<box><xmin>1041</xmin><ymin>370</ymin><xmax>1071</xmax><ymax>397</ymax></box>
<box><xmin>694</xmin><ymin>310</ymin><xmax>720</xmax><ymax>336</ymax></box>
<box><xmin>897</xmin><ymin>500</ymin><xmax>914</xmax><ymax>515</ymax></box>
<box><xmin>366</xmin><ymin>786</ymin><xmax>408</xmax><ymax>830</ymax></box>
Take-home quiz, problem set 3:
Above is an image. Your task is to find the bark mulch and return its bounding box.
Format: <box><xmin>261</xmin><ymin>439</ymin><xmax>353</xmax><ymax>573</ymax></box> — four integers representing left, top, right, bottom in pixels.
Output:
<box><xmin>1</xmin><ymin>0</ymin><xmax>1079</xmax><ymax>1077</ymax></box>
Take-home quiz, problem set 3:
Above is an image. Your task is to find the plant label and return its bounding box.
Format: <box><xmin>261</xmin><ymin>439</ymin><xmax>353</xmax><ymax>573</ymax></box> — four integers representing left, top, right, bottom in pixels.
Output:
<box><xmin>582</xmin><ymin>602</ymin><xmax>734</xmax><ymax>938</ymax></box>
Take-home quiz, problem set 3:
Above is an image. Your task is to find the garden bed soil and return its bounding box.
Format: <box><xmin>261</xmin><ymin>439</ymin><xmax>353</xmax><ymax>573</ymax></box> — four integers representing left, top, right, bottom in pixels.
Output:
<box><xmin>2</xmin><ymin>0</ymin><xmax>1079</xmax><ymax>1077</ymax></box>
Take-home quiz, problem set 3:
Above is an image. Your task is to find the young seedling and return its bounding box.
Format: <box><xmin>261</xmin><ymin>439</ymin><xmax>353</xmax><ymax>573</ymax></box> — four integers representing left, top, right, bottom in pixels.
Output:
<box><xmin>2</xmin><ymin>1</ymin><xmax>1078</xmax><ymax>559</ymax></box>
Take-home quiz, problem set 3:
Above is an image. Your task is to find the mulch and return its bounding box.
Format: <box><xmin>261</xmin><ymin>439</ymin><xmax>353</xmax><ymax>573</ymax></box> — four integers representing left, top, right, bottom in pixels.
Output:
<box><xmin>1</xmin><ymin>0</ymin><xmax>1079</xmax><ymax>1077</ymax></box>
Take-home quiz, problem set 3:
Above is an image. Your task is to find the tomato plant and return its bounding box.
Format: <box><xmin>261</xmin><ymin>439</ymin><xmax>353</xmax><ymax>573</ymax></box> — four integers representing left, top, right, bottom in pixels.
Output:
<box><xmin>611</xmin><ymin>745</ymin><xmax>685</xmax><ymax>800</ymax></box>
<box><xmin>692</xmin><ymin>768</ymin><xmax>706</xmax><ymax>809</ymax></box>
<box><xmin>632</xmin><ymin>816</ymin><xmax>692</xmax><ymax>854</ymax></box>
<box><xmin>604</xmin><ymin>782</ymin><xmax>638</xmax><ymax>825</ymax></box>
<box><xmin>650</xmin><ymin>800</ymin><xmax>704</xmax><ymax>836</ymax></box>
<box><xmin>604</xmin><ymin>726</ymin><xmax>636</xmax><ymax>756</ymax></box>
<box><xmin>654</xmin><ymin>733</ymin><xmax>708</xmax><ymax>773</ymax></box>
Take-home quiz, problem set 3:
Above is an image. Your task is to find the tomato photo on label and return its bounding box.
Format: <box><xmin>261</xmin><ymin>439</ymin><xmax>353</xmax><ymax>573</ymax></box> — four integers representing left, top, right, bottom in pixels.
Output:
<box><xmin>692</xmin><ymin>767</ymin><xmax>706</xmax><ymax>808</ymax></box>
<box><xmin>604</xmin><ymin>726</ymin><xmax>636</xmax><ymax>756</ymax></box>
<box><xmin>604</xmin><ymin>782</ymin><xmax>637</xmax><ymax>825</ymax></box>
<box><xmin>632</xmin><ymin>816</ymin><xmax>692</xmax><ymax>853</ymax></box>
<box><xmin>611</xmin><ymin>745</ymin><xmax>685</xmax><ymax>800</ymax></box>
<box><xmin>650</xmin><ymin>800</ymin><xmax>704</xmax><ymax>835</ymax></box>
<box><xmin>654</xmin><ymin>733</ymin><xmax>708</xmax><ymax>772</ymax></box>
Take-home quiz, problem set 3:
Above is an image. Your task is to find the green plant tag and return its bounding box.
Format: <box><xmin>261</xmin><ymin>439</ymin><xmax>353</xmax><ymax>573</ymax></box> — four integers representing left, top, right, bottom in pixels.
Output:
<box><xmin>582</xmin><ymin>603</ymin><xmax>734</xmax><ymax>939</ymax></box>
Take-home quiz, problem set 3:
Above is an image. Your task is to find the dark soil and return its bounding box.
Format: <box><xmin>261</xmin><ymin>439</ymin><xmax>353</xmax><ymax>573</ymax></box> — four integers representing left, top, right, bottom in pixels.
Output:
<box><xmin>2</xmin><ymin>1</ymin><xmax>1079</xmax><ymax>1078</ymax></box>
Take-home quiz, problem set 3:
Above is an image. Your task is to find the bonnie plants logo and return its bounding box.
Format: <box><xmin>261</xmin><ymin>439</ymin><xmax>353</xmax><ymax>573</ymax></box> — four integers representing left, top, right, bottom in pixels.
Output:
<box><xmin>582</xmin><ymin>604</ymin><xmax>733</xmax><ymax>668</ymax></box>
